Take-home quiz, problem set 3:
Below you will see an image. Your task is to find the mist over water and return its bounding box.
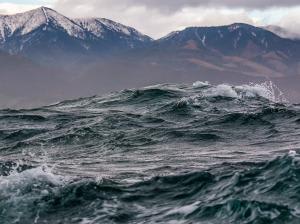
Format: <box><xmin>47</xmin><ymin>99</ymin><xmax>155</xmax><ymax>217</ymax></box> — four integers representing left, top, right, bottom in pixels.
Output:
<box><xmin>1</xmin><ymin>81</ymin><xmax>300</xmax><ymax>223</ymax></box>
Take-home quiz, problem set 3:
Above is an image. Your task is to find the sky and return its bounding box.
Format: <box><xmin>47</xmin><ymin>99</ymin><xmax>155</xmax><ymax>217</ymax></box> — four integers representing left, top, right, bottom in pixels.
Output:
<box><xmin>0</xmin><ymin>0</ymin><xmax>300</xmax><ymax>39</ymax></box>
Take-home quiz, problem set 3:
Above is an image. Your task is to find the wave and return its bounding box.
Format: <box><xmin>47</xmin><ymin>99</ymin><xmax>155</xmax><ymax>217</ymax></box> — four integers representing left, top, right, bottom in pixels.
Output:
<box><xmin>1</xmin><ymin>152</ymin><xmax>300</xmax><ymax>223</ymax></box>
<box><xmin>0</xmin><ymin>81</ymin><xmax>300</xmax><ymax>223</ymax></box>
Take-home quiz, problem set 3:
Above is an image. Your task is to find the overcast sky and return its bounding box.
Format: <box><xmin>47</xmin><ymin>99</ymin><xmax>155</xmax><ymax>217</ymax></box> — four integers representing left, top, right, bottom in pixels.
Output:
<box><xmin>1</xmin><ymin>0</ymin><xmax>300</xmax><ymax>38</ymax></box>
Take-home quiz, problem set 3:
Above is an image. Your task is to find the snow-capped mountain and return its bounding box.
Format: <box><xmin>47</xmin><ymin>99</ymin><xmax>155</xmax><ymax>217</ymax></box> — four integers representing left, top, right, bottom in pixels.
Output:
<box><xmin>0</xmin><ymin>7</ymin><xmax>86</xmax><ymax>43</ymax></box>
<box><xmin>0</xmin><ymin>7</ymin><xmax>151</xmax><ymax>64</ymax></box>
<box><xmin>158</xmin><ymin>23</ymin><xmax>300</xmax><ymax>58</ymax></box>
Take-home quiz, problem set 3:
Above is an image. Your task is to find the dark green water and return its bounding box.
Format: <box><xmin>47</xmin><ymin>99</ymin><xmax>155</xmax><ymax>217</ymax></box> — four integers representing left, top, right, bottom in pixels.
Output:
<box><xmin>1</xmin><ymin>81</ymin><xmax>300</xmax><ymax>224</ymax></box>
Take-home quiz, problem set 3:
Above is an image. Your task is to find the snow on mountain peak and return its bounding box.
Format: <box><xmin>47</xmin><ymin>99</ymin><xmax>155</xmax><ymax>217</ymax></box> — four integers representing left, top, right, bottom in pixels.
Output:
<box><xmin>0</xmin><ymin>7</ymin><xmax>46</xmax><ymax>41</ymax></box>
<box><xmin>0</xmin><ymin>7</ymin><xmax>86</xmax><ymax>42</ymax></box>
<box><xmin>99</xmin><ymin>18</ymin><xmax>131</xmax><ymax>35</ymax></box>
<box><xmin>228</xmin><ymin>24</ymin><xmax>241</xmax><ymax>32</ymax></box>
<box><xmin>74</xmin><ymin>18</ymin><xmax>105</xmax><ymax>38</ymax></box>
<box><xmin>0</xmin><ymin>7</ymin><xmax>151</xmax><ymax>43</ymax></box>
<box><xmin>43</xmin><ymin>8</ymin><xmax>86</xmax><ymax>39</ymax></box>
<box><xmin>74</xmin><ymin>18</ymin><xmax>151</xmax><ymax>41</ymax></box>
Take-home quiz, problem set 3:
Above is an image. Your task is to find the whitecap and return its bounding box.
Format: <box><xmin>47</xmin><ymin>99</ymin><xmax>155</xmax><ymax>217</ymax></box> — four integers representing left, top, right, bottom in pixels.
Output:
<box><xmin>191</xmin><ymin>81</ymin><xmax>288</xmax><ymax>103</ymax></box>
<box><xmin>0</xmin><ymin>165</ymin><xmax>64</xmax><ymax>196</ymax></box>
<box><xmin>206</xmin><ymin>84</ymin><xmax>238</xmax><ymax>98</ymax></box>
<box><xmin>235</xmin><ymin>81</ymin><xmax>288</xmax><ymax>103</ymax></box>
<box><xmin>288</xmin><ymin>150</ymin><xmax>297</xmax><ymax>157</ymax></box>
<box><xmin>192</xmin><ymin>81</ymin><xmax>210</xmax><ymax>88</ymax></box>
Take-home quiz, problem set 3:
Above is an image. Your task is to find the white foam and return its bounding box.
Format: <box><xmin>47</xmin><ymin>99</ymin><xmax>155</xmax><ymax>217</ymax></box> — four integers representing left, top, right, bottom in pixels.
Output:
<box><xmin>236</xmin><ymin>84</ymin><xmax>270</xmax><ymax>98</ymax></box>
<box><xmin>192</xmin><ymin>81</ymin><xmax>288</xmax><ymax>103</ymax></box>
<box><xmin>0</xmin><ymin>165</ymin><xmax>66</xmax><ymax>223</ymax></box>
<box><xmin>289</xmin><ymin>150</ymin><xmax>297</xmax><ymax>157</ymax></box>
<box><xmin>235</xmin><ymin>81</ymin><xmax>288</xmax><ymax>103</ymax></box>
<box><xmin>206</xmin><ymin>84</ymin><xmax>238</xmax><ymax>98</ymax></box>
<box><xmin>0</xmin><ymin>165</ymin><xmax>63</xmax><ymax>196</ymax></box>
<box><xmin>192</xmin><ymin>81</ymin><xmax>210</xmax><ymax>88</ymax></box>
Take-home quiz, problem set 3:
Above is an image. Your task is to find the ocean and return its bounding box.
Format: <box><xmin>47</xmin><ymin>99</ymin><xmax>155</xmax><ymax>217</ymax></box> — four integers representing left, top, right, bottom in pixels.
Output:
<box><xmin>1</xmin><ymin>81</ymin><xmax>300</xmax><ymax>224</ymax></box>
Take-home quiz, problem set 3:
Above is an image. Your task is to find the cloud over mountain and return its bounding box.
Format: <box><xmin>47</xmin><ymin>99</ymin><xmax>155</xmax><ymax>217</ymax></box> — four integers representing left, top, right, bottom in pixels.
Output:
<box><xmin>55</xmin><ymin>0</ymin><xmax>300</xmax><ymax>12</ymax></box>
<box><xmin>52</xmin><ymin>0</ymin><xmax>300</xmax><ymax>38</ymax></box>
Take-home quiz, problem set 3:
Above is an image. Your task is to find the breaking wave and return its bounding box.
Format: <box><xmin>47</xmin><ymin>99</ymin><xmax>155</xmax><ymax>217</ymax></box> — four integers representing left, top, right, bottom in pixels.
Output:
<box><xmin>192</xmin><ymin>80</ymin><xmax>287</xmax><ymax>102</ymax></box>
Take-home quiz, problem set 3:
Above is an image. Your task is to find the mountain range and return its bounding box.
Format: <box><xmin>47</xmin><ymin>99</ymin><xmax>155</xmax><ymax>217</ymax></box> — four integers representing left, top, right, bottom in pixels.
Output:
<box><xmin>0</xmin><ymin>7</ymin><xmax>300</xmax><ymax>107</ymax></box>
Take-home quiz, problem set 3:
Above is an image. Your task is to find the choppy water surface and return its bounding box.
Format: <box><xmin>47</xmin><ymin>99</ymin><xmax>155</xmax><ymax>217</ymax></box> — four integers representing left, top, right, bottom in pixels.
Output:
<box><xmin>1</xmin><ymin>81</ymin><xmax>300</xmax><ymax>224</ymax></box>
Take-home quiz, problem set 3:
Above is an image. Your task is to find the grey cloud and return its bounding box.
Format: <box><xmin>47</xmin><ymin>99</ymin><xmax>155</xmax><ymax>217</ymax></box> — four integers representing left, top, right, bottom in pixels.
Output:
<box><xmin>110</xmin><ymin>0</ymin><xmax>300</xmax><ymax>11</ymax></box>
<box><xmin>278</xmin><ymin>9</ymin><xmax>300</xmax><ymax>39</ymax></box>
<box><xmin>53</xmin><ymin>0</ymin><xmax>300</xmax><ymax>39</ymax></box>
<box><xmin>55</xmin><ymin>0</ymin><xmax>300</xmax><ymax>13</ymax></box>
<box><xmin>53</xmin><ymin>1</ymin><xmax>255</xmax><ymax>38</ymax></box>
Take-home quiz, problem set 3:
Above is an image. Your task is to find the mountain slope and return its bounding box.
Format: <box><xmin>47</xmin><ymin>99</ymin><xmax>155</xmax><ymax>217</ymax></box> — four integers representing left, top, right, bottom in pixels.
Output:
<box><xmin>0</xmin><ymin>7</ymin><xmax>152</xmax><ymax>65</ymax></box>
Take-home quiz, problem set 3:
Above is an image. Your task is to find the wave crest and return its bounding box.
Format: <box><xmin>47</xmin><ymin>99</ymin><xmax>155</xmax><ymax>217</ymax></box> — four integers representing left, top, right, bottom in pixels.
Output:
<box><xmin>192</xmin><ymin>81</ymin><xmax>288</xmax><ymax>103</ymax></box>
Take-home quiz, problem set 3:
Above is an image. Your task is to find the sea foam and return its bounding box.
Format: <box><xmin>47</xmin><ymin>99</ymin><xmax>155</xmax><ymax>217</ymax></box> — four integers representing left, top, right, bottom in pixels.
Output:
<box><xmin>192</xmin><ymin>81</ymin><xmax>288</xmax><ymax>103</ymax></box>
